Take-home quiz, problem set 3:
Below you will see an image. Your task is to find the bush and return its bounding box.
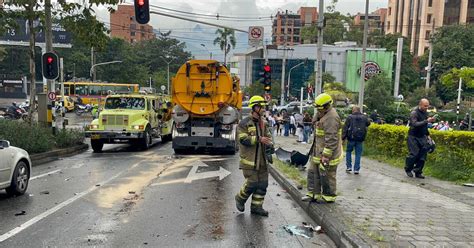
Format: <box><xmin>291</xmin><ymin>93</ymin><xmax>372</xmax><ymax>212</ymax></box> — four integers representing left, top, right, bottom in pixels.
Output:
<box><xmin>54</xmin><ymin>129</ymin><xmax>85</xmax><ymax>148</ymax></box>
<box><xmin>0</xmin><ymin>120</ymin><xmax>53</xmax><ymax>153</ymax></box>
<box><xmin>0</xmin><ymin>120</ymin><xmax>85</xmax><ymax>154</ymax></box>
<box><xmin>364</xmin><ymin>124</ymin><xmax>474</xmax><ymax>183</ymax></box>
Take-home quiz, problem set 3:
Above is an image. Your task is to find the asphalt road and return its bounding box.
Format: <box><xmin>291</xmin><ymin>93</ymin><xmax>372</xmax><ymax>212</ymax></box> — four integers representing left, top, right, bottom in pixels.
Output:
<box><xmin>0</xmin><ymin>140</ymin><xmax>335</xmax><ymax>248</ymax></box>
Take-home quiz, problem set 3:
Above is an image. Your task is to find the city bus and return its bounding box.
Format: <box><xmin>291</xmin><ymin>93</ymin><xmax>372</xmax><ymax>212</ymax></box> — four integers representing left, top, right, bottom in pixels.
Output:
<box><xmin>61</xmin><ymin>82</ymin><xmax>140</xmax><ymax>105</ymax></box>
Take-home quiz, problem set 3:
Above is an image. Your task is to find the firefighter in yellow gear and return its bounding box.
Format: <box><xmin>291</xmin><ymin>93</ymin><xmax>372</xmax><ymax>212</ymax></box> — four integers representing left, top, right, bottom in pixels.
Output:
<box><xmin>235</xmin><ymin>95</ymin><xmax>273</xmax><ymax>216</ymax></box>
<box><xmin>302</xmin><ymin>93</ymin><xmax>343</xmax><ymax>203</ymax></box>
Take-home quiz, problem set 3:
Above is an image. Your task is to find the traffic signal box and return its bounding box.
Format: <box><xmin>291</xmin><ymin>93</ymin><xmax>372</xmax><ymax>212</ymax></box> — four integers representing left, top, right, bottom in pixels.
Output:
<box><xmin>42</xmin><ymin>52</ymin><xmax>59</xmax><ymax>80</ymax></box>
<box><xmin>134</xmin><ymin>0</ymin><xmax>150</xmax><ymax>24</ymax></box>
<box><xmin>258</xmin><ymin>64</ymin><xmax>271</xmax><ymax>93</ymax></box>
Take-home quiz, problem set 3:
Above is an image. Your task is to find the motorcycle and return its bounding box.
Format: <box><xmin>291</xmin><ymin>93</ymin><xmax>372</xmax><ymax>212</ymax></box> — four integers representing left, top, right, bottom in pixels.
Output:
<box><xmin>74</xmin><ymin>104</ymin><xmax>93</xmax><ymax>116</ymax></box>
<box><xmin>5</xmin><ymin>103</ymin><xmax>28</xmax><ymax>120</ymax></box>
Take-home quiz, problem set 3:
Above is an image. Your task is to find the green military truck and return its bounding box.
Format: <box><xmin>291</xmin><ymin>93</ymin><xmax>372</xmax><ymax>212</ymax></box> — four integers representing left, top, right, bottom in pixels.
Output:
<box><xmin>86</xmin><ymin>93</ymin><xmax>173</xmax><ymax>152</ymax></box>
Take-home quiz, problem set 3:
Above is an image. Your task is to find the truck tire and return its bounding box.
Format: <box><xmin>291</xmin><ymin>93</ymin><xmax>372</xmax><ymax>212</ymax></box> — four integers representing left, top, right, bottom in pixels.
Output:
<box><xmin>161</xmin><ymin>134</ymin><xmax>172</xmax><ymax>143</ymax></box>
<box><xmin>174</xmin><ymin>148</ymin><xmax>188</xmax><ymax>154</ymax></box>
<box><xmin>91</xmin><ymin>139</ymin><xmax>104</xmax><ymax>153</ymax></box>
<box><xmin>140</xmin><ymin>127</ymin><xmax>152</xmax><ymax>150</ymax></box>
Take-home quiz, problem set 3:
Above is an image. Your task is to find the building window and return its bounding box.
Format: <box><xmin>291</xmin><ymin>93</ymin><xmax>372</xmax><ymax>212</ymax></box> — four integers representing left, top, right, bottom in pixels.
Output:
<box><xmin>130</xmin><ymin>24</ymin><xmax>136</xmax><ymax>31</ymax></box>
<box><xmin>281</xmin><ymin>28</ymin><xmax>284</xmax><ymax>33</ymax></box>
<box><xmin>387</xmin><ymin>21</ymin><xmax>391</xmax><ymax>30</ymax></box>
<box><xmin>427</xmin><ymin>14</ymin><xmax>432</xmax><ymax>23</ymax></box>
<box><xmin>294</xmin><ymin>37</ymin><xmax>300</xmax><ymax>42</ymax></box>
<box><xmin>294</xmin><ymin>28</ymin><xmax>300</xmax><ymax>35</ymax></box>
<box><xmin>388</xmin><ymin>7</ymin><xmax>391</xmax><ymax>15</ymax></box>
<box><xmin>279</xmin><ymin>36</ymin><xmax>284</xmax><ymax>42</ymax></box>
<box><xmin>131</xmin><ymin>32</ymin><xmax>136</xmax><ymax>36</ymax></box>
<box><xmin>425</xmin><ymin>31</ymin><xmax>431</xmax><ymax>40</ymax></box>
<box><xmin>428</xmin><ymin>0</ymin><xmax>433</xmax><ymax>7</ymax></box>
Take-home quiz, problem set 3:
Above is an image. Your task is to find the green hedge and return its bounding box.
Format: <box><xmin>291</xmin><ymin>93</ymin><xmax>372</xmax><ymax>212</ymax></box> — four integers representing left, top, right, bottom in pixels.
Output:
<box><xmin>364</xmin><ymin>124</ymin><xmax>474</xmax><ymax>183</ymax></box>
<box><xmin>0</xmin><ymin>120</ymin><xmax>85</xmax><ymax>154</ymax></box>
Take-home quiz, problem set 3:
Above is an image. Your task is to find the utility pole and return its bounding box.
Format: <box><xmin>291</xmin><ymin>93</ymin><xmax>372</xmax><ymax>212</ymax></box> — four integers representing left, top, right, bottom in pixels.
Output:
<box><xmin>280</xmin><ymin>10</ymin><xmax>288</xmax><ymax>106</ymax></box>
<box><xmin>91</xmin><ymin>47</ymin><xmax>95</xmax><ymax>81</ymax></box>
<box><xmin>394</xmin><ymin>37</ymin><xmax>403</xmax><ymax>97</ymax></box>
<box><xmin>358</xmin><ymin>0</ymin><xmax>370</xmax><ymax>113</ymax></box>
<box><xmin>45</xmin><ymin>0</ymin><xmax>53</xmax><ymax>93</ymax></box>
<box><xmin>315</xmin><ymin>0</ymin><xmax>324</xmax><ymax>96</ymax></box>
<box><xmin>425</xmin><ymin>19</ymin><xmax>435</xmax><ymax>90</ymax></box>
<box><xmin>456</xmin><ymin>68</ymin><xmax>465</xmax><ymax>122</ymax></box>
<box><xmin>60</xmin><ymin>58</ymin><xmax>64</xmax><ymax>100</ymax></box>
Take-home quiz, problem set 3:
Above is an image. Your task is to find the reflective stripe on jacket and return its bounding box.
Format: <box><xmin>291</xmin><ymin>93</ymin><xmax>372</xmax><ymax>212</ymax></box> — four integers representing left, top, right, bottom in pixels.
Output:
<box><xmin>312</xmin><ymin>107</ymin><xmax>343</xmax><ymax>165</ymax></box>
<box><xmin>238</xmin><ymin>115</ymin><xmax>272</xmax><ymax>170</ymax></box>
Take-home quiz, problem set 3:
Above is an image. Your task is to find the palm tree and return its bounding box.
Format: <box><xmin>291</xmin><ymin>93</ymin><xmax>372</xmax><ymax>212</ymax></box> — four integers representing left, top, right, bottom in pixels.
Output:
<box><xmin>213</xmin><ymin>28</ymin><xmax>236</xmax><ymax>65</ymax></box>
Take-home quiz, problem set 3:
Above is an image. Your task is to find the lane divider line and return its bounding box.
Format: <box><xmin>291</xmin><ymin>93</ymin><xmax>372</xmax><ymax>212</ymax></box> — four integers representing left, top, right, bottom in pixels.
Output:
<box><xmin>0</xmin><ymin>167</ymin><xmax>130</xmax><ymax>243</ymax></box>
<box><xmin>30</xmin><ymin>169</ymin><xmax>62</xmax><ymax>181</ymax></box>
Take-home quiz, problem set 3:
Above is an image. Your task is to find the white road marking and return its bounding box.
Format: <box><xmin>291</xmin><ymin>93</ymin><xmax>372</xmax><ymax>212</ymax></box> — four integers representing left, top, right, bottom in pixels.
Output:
<box><xmin>0</xmin><ymin>160</ymin><xmax>144</xmax><ymax>243</ymax></box>
<box><xmin>184</xmin><ymin>161</ymin><xmax>231</xmax><ymax>183</ymax></box>
<box><xmin>30</xmin><ymin>169</ymin><xmax>61</xmax><ymax>180</ymax></box>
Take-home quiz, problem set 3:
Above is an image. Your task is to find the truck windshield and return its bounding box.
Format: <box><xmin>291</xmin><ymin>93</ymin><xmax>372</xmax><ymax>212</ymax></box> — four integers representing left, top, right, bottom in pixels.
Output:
<box><xmin>105</xmin><ymin>97</ymin><xmax>145</xmax><ymax>110</ymax></box>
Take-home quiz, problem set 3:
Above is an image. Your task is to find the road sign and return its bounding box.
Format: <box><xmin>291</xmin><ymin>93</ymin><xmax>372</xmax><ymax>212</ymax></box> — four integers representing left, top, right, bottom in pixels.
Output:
<box><xmin>248</xmin><ymin>26</ymin><xmax>263</xmax><ymax>46</ymax></box>
<box><xmin>48</xmin><ymin>92</ymin><xmax>56</xmax><ymax>101</ymax></box>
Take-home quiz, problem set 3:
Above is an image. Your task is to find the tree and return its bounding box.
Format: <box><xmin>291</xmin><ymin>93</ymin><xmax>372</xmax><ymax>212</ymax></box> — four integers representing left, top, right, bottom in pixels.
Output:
<box><xmin>301</xmin><ymin>12</ymin><xmax>351</xmax><ymax>45</ymax></box>
<box><xmin>1</xmin><ymin>0</ymin><xmax>122</xmax><ymax>122</ymax></box>
<box><xmin>439</xmin><ymin>67</ymin><xmax>474</xmax><ymax>102</ymax></box>
<box><xmin>372</xmin><ymin>34</ymin><xmax>421</xmax><ymax>96</ymax></box>
<box><xmin>364</xmin><ymin>74</ymin><xmax>393</xmax><ymax>113</ymax></box>
<box><xmin>213</xmin><ymin>28</ymin><xmax>236</xmax><ymax>65</ymax></box>
<box><xmin>430</xmin><ymin>25</ymin><xmax>474</xmax><ymax>77</ymax></box>
<box><xmin>406</xmin><ymin>86</ymin><xmax>442</xmax><ymax>108</ymax></box>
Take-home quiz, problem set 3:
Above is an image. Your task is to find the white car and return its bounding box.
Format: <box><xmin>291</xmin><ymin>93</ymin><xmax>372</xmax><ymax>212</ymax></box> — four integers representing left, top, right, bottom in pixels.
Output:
<box><xmin>0</xmin><ymin>140</ymin><xmax>32</xmax><ymax>196</ymax></box>
<box><xmin>277</xmin><ymin>101</ymin><xmax>310</xmax><ymax>113</ymax></box>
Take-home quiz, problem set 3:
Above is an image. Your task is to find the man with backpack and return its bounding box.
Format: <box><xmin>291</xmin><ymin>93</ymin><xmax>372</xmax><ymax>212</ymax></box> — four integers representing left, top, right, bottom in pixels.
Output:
<box><xmin>342</xmin><ymin>106</ymin><xmax>371</xmax><ymax>174</ymax></box>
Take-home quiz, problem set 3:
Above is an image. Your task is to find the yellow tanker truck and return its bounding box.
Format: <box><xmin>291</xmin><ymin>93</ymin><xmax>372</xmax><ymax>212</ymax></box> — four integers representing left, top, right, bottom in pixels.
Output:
<box><xmin>171</xmin><ymin>60</ymin><xmax>242</xmax><ymax>154</ymax></box>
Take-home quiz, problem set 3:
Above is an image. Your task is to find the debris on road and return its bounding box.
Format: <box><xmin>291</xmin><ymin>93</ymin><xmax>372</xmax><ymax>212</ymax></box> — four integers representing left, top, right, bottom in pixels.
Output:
<box><xmin>283</xmin><ymin>225</ymin><xmax>313</xmax><ymax>239</ymax></box>
<box><xmin>463</xmin><ymin>183</ymin><xmax>474</xmax><ymax>187</ymax></box>
<box><xmin>40</xmin><ymin>191</ymin><xmax>50</xmax><ymax>195</ymax></box>
<box><xmin>128</xmin><ymin>191</ymin><xmax>136</xmax><ymax>194</ymax></box>
<box><xmin>15</xmin><ymin>211</ymin><xmax>26</xmax><ymax>216</ymax></box>
<box><xmin>65</xmin><ymin>178</ymin><xmax>71</xmax><ymax>181</ymax></box>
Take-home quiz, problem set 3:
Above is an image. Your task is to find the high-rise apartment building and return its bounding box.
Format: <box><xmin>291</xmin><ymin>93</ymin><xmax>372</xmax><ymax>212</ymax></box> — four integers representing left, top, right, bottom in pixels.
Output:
<box><xmin>386</xmin><ymin>0</ymin><xmax>474</xmax><ymax>56</ymax></box>
<box><xmin>272</xmin><ymin>7</ymin><xmax>318</xmax><ymax>46</ymax></box>
<box><xmin>354</xmin><ymin>8</ymin><xmax>388</xmax><ymax>34</ymax></box>
<box><xmin>110</xmin><ymin>4</ymin><xmax>155</xmax><ymax>43</ymax></box>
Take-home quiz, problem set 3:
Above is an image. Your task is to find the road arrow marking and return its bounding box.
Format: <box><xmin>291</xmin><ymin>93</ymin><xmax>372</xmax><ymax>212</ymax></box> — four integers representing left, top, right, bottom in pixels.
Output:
<box><xmin>184</xmin><ymin>161</ymin><xmax>231</xmax><ymax>183</ymax></box>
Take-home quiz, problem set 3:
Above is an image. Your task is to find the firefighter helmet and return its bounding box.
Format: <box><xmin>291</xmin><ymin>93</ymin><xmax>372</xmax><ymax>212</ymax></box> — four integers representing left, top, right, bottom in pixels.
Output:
<box><xmin>314</xmin><ymin>93</ymin><xmax>333</xmax><ymax>110</ymax></box>
<box><xmin>248</xmin><ymin>95</ymin><xmax>267</xmax><ymax>108</ymax></box>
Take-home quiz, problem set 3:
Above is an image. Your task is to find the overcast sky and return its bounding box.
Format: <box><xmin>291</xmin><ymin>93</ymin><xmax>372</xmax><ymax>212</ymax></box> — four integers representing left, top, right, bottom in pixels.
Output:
<box><xmin>94</xmin><ymin>0</ymin><xmax>388</xmax><ymax>57</ymax></box>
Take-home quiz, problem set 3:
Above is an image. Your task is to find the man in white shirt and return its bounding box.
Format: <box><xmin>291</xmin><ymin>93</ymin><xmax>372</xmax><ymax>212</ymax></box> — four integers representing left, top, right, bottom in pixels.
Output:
<box><xmin>290</xmin><ymin>114</ymin><xmax>296</xmax><ymax>136</ymax></box>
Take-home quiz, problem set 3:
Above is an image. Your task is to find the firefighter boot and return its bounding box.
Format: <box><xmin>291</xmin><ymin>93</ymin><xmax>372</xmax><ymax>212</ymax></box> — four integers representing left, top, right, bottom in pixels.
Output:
<box><xmin>251</xmin><ymin>207</ymin><xmax>269</xmax><ymax>217</ymax></box>
<box><xmin>235</xmin><ymin>195</ymin><xmax>245</xmax><ymax>212</ymax></box>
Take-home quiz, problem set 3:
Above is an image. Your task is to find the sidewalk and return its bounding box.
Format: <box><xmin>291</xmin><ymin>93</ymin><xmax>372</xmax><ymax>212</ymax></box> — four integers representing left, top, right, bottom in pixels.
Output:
<box><xmin>272</xmin><ymin>135</ymin><xmax>474</xmax><ymax>247</ymax></box>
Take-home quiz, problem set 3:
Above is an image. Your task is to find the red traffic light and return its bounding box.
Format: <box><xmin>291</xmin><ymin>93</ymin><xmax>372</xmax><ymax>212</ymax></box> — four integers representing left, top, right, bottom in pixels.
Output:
<box><xmin>47</xmin><ymin>56</ymin><xmax>54</xmax><ymax>64</ymax></box>
<box><xmin>263</xmin><ymin>65</ymin><xmax>271</xmax><ymax>72</ymax></box>
<box><xmin>137</xmin><ymin>0</ymin><xmax>145</xmax><ymax>6</ymax></box>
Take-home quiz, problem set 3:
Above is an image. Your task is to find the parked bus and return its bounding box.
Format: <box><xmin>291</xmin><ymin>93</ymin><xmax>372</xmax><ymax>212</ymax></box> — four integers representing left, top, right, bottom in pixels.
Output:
<box><xmin>61</xmin><ymin>82</ymin><xmax>139</xmax><ymax>105</ymax></box>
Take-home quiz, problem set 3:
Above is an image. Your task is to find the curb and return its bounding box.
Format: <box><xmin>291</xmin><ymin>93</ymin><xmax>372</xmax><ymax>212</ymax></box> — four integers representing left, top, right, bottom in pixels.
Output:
<box><xmin>268</xmin><ymin>164</ymin><xmax>372</xmax><ymax>248</ymax></box>
<box><xmin>30</xmin><ymin>143</ymin><xmax>89</xmax><ymax>166</ymax></box>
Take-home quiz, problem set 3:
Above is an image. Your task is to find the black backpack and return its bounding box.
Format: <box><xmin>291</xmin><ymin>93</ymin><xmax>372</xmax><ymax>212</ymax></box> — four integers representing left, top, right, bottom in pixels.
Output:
<box><xmin>348</xmin><ymin>114</ymin><xmax>368</xmax><ymax>142</ymax></box>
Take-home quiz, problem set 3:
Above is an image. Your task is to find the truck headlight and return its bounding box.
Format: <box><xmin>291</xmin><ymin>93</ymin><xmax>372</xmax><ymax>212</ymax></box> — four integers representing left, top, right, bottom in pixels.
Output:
<box><xmin>89</xmin><ymin>124</ymin><xmax>99</xmax><ymax>129</ymax></box>
<box><xmin>172</xmin><ymin>105</ymin><xmax>189</xmax><ymax>123</ymax></box>
<box><xmin>132</xmin><ymin>125</ymin><xmax>144</xmax><ymax>130</ymax></box>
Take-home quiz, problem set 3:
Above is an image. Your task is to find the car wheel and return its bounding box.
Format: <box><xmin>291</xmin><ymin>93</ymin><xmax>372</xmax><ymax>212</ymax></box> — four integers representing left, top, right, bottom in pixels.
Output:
<box><xmin>6</xmin><ymin>161</ymin><xmax>30</xmax><ymax>196</ymax></box>
<box><xmin>91</xmin><ymin>139</ymin><xmax>104</xmax><ymax>153</ymax></box>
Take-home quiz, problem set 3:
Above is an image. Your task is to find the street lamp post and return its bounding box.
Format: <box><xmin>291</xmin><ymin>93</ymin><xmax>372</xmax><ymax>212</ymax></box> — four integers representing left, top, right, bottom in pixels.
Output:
<box><xmin>200</xmin><ymin>44</ymin><xmax>212</xmax><ymax>60</ymax></box>
<box><xmin>90</xmin><ymin>60</ymin><xmax>122</xmax><ymax>81</ymax></box>
<box><xmin>287</xmin><ymin>62</ymin><xmax>305</xmax><ymax>101</ymax></box>
<box><xmin>162</xmin><ymin>55</ymin><xmax>175</xmax><ymax>95</ymax></box>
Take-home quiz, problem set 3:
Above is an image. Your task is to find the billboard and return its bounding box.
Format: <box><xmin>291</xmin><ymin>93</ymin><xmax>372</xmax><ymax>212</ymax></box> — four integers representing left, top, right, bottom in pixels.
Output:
<box><xmin>0</xmin><ymin>19</ymin><xmax>71</xmax><ymax>44</ymax></box>
<box><xmin>345</xmin><ymin>50</ymin><xmax>394</xmax><ymax>92</ymax></box>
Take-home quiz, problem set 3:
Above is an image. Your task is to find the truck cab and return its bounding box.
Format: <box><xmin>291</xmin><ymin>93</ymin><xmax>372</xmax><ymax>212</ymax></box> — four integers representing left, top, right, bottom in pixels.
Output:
<box><xmin>86</xmin><ymin>93</ymin><xmax>173</xmax><ymax>152</ymax></box>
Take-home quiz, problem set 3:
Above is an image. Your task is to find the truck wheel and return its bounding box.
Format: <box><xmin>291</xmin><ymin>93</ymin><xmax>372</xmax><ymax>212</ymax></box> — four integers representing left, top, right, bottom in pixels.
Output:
<box><xmin>162</xmin><ymin>134</ymin><xmax>172</xmax><ymax>143</ymax></box>
<box><xmin>140</xmin><ymin>127</ymin><xmax>152</xmax><ymax>150</ymax></box>
<box><xmin>91</xmin><ymin>139</ymin><xmax>104</xmax><ymax>153</ymax></box>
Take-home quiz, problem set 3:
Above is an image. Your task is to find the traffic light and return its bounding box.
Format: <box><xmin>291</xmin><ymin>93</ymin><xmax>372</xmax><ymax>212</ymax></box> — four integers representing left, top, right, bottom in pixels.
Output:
<box><xmin>42</xmin><ymin>52</ymin><xmax>59</xmax><ymax>80</ymax></box>
<box><xmin>134</xmin><ymin>0</ymin><xmax>150</xmax><ymax>24</ymax></box>
<box><xmin>262</xmin><ymin>64</ymin><xmax>271</xmax><ymax>92</ymax></box>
